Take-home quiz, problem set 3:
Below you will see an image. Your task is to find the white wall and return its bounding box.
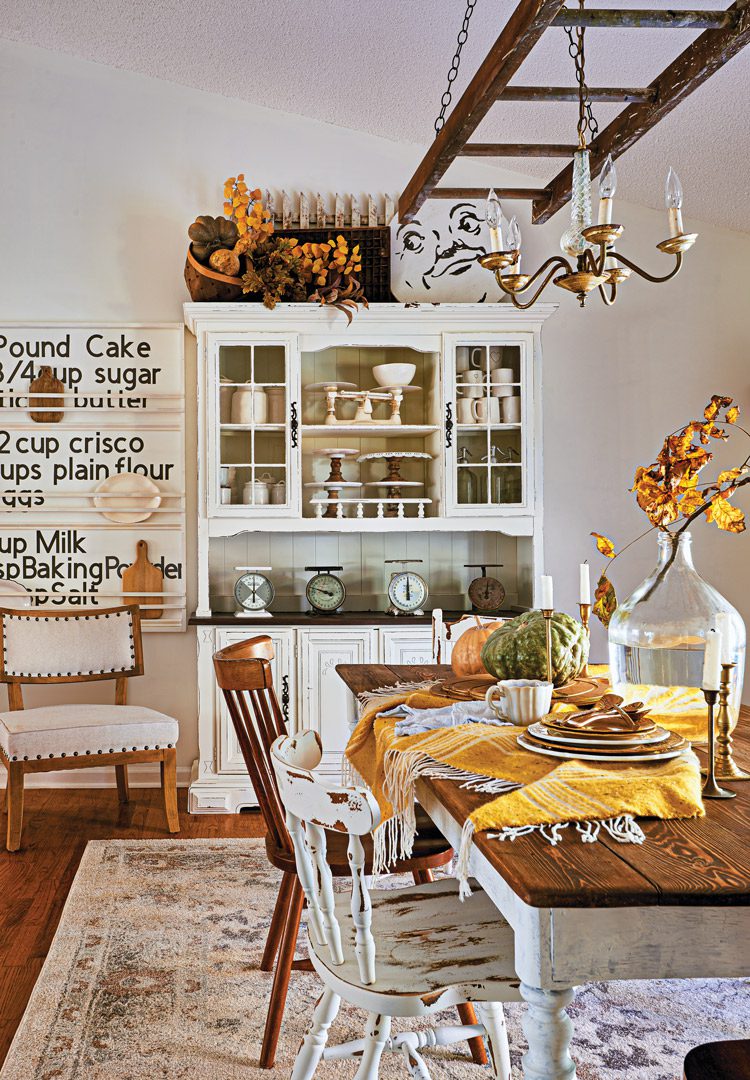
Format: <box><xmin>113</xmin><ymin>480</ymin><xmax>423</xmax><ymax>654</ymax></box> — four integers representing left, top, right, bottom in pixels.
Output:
<box><xmin>1</xmin><ymin>40</ymin><xmax>749</xmax><ymax>783</ymax></box>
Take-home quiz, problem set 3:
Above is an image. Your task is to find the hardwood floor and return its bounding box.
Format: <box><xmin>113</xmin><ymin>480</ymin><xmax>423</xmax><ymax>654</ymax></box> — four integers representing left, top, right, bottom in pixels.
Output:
<box><xmin>0</xmin><ymin>787</ymin><xmax>264</xmax><ymax>1066</ymax></box>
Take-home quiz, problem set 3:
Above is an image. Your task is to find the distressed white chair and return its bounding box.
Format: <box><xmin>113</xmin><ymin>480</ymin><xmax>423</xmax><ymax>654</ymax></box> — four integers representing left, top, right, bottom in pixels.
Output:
<box><xmin>271</xmin><ymin>729</ymin><xmax>521</xmax><ymax>1080</ymax></box>
<box><xmin>0</xmin><ymin>605</ymin><xmax>180</xmax><ymax>851</ymax></box>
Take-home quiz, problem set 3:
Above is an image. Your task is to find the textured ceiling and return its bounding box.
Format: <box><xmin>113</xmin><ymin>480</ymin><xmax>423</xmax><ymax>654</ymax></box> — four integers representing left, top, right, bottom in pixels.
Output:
<box><xmin>2</xmin><ymin>0</ymin><xmax>749</xmax><ymax>231</ymax></box>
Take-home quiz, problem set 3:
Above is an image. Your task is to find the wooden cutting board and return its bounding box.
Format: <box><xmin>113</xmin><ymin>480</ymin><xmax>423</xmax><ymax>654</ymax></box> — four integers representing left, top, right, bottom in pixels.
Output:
<box><xmin>29</xmin><ymin>365</ymin><xmax>64</xmax><ymax>422</ymax></box>
<box><xmin>122</xmin><ymin>540</ymin><xmax>163</xmax><ymax>619</ymax></box>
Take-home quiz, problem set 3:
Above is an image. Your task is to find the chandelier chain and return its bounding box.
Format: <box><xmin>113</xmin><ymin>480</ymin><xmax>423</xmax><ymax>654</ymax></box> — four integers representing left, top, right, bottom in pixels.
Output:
<box><xmin>564</xmin><ymin>0</ymin><xmax>599</xmax><ymax>147</ymax></box>
<box><xmin>434</xmin><ymin>0</ymin><xmax>478</xmax><ymax>135</ymax></box>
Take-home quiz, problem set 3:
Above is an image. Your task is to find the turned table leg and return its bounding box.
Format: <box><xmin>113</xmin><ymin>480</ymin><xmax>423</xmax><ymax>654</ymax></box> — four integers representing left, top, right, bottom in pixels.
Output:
<box><xmin>520</xmin><ymin>983</ymin><xmax>577</xmax><ymax>1080</ymax></box>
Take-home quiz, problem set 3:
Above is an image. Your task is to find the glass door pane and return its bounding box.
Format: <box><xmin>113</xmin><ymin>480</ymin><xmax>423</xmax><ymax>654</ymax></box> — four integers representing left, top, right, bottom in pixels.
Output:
<box><xmin>217</xmin><ymin>342</ymin><xmax>290</xmax><ymax>510</ymax></box>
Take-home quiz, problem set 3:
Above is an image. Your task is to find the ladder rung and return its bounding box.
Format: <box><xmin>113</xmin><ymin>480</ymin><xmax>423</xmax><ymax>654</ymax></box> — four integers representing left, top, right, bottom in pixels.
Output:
<box><xmin>460</xmin><ymin>143</ymin><xmax>578</xmax><ymax>157</ymax></box>
<box><xmin>551</xmin><ymin>8</ymin><xmax>737</xmax><ymax>29</ymax></box>
<box><xmin>431</xmin><ymin>187</ymin><xmax>549</xmax><ymax>201</ymax></box>
<box><xmin>498</xmin><ymin>86</ymin><xmax>658</xmax><ymax>103</ymax></box>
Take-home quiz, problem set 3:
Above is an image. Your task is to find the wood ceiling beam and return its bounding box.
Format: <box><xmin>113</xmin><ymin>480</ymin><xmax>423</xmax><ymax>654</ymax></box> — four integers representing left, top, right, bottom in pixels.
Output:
<box><xmin>533</xmin><ymin>0</ymin><xmax>750</xmax><ymax>223</ymax></box>
<box><xmin>551</xmin><ymin>8</ymin><xmax>739</xmax><ymax>29</ymax></box>
<box><xmin>432</xmin><ymin>187</ymin><xmax>549</xmax><ymax>200</ymax></box>
<box><xmin>398</xmin><ymin>0</ymin><xmax>567</xmax><ymax>223</ymax></box>
<box><xmin>460</xmin><ymin>143</ymin><xmax>577</xmax><ymax>156</ymax></box>
<box><xmin>498</xmin><ymin>86</ymin><xmax>657</xmax><ymax>102</ymax></box>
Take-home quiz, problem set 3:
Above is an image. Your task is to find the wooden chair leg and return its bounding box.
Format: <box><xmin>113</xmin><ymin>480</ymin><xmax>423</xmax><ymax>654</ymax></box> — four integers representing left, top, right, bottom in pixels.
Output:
<box><xmin>160</xmin><ymin>748</ymin><xmax>180</xmax><ymax>833</ymax></box>
<box><xmin>291</xmin><ymin>988</ymin><xmax>341</xmax><ymax>1080</ymax></box>
<box><xmin>412</xmin><ymin>867</ymin><xmax>486</xmax><ymax>1065</ymax></box>
<box><xmin>260</xmin><ymin>877</ymin><xmax>304</xmax><ymax>1069</ymax></box>
<box><xmin>115</xmin><ymin>763</ymin><xmax>130</xmax><ymax>804</ymax></box>
<box><xmin>6</xmin><ymin>762</ymin><xmax>25</xmax><ymax>852</ymax></box>
<box><xmin>261</xmin><ymin>872</ymin><xmax>295</xmax><ymax>972</ymax></box>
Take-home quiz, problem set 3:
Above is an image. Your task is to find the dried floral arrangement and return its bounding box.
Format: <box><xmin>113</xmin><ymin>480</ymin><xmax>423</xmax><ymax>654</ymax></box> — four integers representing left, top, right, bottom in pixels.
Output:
<box><xmin>187</xmin><ymin>173</ymin><xmax>367</xmax><ymax>322</ymax></box>
<box><xmin>591</xmin><ymin>394</ymin><xmax>749</xmax><ymax>626</ymax></box>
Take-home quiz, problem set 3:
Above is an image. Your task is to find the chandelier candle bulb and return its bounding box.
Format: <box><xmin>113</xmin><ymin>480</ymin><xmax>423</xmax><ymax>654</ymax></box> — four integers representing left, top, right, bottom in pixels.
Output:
<box><xmin>598</xmin><ymin>154</ymin><xmax>617</xmax><ymax>225</ymax></box>
<box><xmin>579</xmin><ymin>561</ymin><xmax>590</xmax><ymax>605</ymax></box>
<box><xmin>702</xmin><ymin>627</ymin><xmax>722</xmax><ymax>691</ymax></box>
<box><xmin>508</xmin><ymin>215</ymin><xmax>522</xmax><ymax>271</ymax></box>
<box><xmin>666</xmin><ymin>166</ymin><xmax>684</xmax><ymax>237</ymax></box>
<box><xmin>486</xmin><ymin>189</ymin><xmax>503</xmax><ymax>252</ymax></box>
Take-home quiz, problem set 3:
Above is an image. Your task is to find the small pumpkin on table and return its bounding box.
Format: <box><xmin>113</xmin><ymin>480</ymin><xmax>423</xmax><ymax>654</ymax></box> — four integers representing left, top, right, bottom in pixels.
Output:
<box><xmin>480</xmin><ymin>610</ymin><xmax>589</xmax><ymax>688</ymax></box>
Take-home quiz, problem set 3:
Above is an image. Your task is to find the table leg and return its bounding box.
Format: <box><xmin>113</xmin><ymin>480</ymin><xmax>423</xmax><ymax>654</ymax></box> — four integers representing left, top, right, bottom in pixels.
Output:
<box><xmin>520</xmin><ymin>983</ymin><xmax>577</xmax><ymax>1080</ymax></box>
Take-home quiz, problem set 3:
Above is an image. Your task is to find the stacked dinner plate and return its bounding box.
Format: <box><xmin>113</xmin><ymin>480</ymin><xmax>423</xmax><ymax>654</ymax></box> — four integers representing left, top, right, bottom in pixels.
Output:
<box><xmin>519</xmin><ymin>694</ymin><xmax>689</xmax><ymax>763</ymax></box>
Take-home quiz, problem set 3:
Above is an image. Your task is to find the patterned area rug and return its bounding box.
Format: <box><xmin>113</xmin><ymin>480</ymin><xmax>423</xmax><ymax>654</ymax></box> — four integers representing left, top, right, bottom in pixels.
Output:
<box><xmin>2</xmin><ymin>839</ymin><xmax>747</xmax><ymax>1079</ymax></box>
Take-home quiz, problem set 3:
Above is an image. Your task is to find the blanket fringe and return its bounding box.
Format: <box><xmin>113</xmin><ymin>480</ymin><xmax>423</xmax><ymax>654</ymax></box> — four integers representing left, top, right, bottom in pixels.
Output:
<box><xmin>357</xmin><ymin>681</ymin><xmax>436</xmax><ymax>713</ymax></box>
<box><xmin>487</xmin><ymin>814</ymin><xmax>645</xmax><ymax>847</ymax></box>
<box><xmin>456</xmin><ymin>819</ymin><xmax>476</xmax><ymax>900</ymax></box>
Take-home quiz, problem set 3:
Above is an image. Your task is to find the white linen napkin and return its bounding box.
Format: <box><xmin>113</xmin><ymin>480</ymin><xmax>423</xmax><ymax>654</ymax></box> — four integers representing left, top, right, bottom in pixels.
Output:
<box><xmin>379</xmin><ymin>698</ymin><xmax>509</xmax><ymax>737</ymax></box>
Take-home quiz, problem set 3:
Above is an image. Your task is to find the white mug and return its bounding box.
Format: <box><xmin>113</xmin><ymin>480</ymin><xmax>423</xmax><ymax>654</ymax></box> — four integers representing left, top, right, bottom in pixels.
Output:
<box><xmin>489</xmin><ymin>345</ymin><xmax>504</xmax><ymax>365</ymax></box>
<box><xmin>502</xmin><ymin>395</ymin><xmax>522</xmax><ymax>423</ymax></box>
<box><xmin>460</xmin><ymin>384</ymin><xmax>484</xmax><ymax>399</ymax></box>
<box><xmin>456</xmin><ymin>398</ymin><xmax>476</xmax><ymax>424</ymax></box>
<box><xmin>490</xmin><ymin>368</ymin><xmax>515</xmax><ymax>398</ymax></box>
<box><xmin>463</xmin><ymin>369</ymin><xmax>484</xmax><ymax>385</ymax></box>
<box><xmin>456</xmin><ymin>345</ymin><xmax>484</xmax><ymax>372</ymax></box>
<box><xmin>472</xmin><ymin>397</ymin><xmax>500</xmax><ymax>423</ymax></box>
<box><xmin>485</xmin><ymin>679</ymin><xmax>553</xmax><ymax>727</ymax></box>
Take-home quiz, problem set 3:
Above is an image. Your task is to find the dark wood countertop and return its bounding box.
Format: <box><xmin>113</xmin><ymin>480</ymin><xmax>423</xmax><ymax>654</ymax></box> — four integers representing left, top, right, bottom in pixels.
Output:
<box><xmin>189</xmin><ymin>609</ymin><xmax>514</xmax><ymax>627</ymax></box>
<box><xmin>337</xmin><ymin>662</ymin><xmax>750</xmax><ymax>910</ymax></box>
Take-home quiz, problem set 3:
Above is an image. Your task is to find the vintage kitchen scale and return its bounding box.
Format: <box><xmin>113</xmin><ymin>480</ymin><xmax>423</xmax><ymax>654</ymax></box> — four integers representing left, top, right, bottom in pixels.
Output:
<box><xmin>465</xmin><ymin>563</ymin><xmax>506</xmax><ymax>612</ymax></box>
<box><xmin>305</xmin><ymin>565</ymin><xmax>347</xmax><ymax>616</ymax></box>
<box><xmin>385</xmin><ymin>559</ymin><xmax>429</xmax><ymax>616</ymax></box>
<box><xmin>233</xmin><ymin>566</ymin><xmax>275</xmax><ymax>617</ymax></box>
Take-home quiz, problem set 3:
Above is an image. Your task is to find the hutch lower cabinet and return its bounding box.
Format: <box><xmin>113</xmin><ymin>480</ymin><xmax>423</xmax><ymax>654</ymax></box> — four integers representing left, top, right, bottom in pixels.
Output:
<box><xmin>185</xmin><ymin>302</ymin><xmax>554</xmax><ymax>812</ymax></box>
<box><xmin>190</xmin><ymin>622</ymin><xmax>433</xmax><ymax>812</ymax></box>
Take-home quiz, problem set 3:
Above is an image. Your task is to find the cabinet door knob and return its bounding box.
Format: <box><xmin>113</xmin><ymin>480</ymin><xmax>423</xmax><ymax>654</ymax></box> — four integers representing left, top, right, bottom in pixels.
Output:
<box><xmin>445</xmin><ymin>402</ymin><xmax>454</xmax><ymax>448</ymax></box>
<box><xmin>281</xmin><ymin>674</ymin><xmax>290</xmax><ymax>724</ymax></box>
<box><xmin>290</xmin><ymin>402</ymin><xmax>299</xmax><ymax>448</ymax></box>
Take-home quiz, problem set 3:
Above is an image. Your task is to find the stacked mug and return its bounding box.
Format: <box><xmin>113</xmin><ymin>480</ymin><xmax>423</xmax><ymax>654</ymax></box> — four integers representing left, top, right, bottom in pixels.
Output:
<box><xmin>455</xmin><ymin>346</ymin><xmax>520</xmax><ymax>424</ymax></box>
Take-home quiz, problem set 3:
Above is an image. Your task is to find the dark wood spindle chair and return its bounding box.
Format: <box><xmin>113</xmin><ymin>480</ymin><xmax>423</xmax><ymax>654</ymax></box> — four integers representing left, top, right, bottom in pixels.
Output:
<box><xmin>684</xmin><ymin>1041</ymin><xmax>750</xmax><ymax>1080</ymax></box>
<box><xmin>213</xmin><ymin>634</ymin><xmax>487</xmax><ymax>1069</ymax></box>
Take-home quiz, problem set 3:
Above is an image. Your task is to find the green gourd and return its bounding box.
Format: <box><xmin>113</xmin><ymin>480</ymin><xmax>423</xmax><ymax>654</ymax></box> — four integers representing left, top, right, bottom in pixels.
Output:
<box><xmin>481</xmin><ymin>610</ymin><xmax>588</xmax><ymax>687</ymax></box>
<box><xmin>188</xmin><ymin>215</ymin><xmax>239</xmax><ymax>264</ymax></box>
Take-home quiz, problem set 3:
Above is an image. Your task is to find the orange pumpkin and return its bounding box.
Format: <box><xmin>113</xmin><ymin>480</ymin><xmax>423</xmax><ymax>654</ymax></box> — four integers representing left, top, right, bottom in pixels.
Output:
<box><xmin>450</xmin><ymin>617</ymin><xmax>506</xmax><ymax>676</ymax></box>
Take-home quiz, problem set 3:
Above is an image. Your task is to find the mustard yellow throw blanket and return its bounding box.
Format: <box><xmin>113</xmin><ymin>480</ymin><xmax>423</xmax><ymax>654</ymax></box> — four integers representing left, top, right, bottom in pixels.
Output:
<box><xmin>345</xmin><ymin>684</ymin><xmax>705</xmax><ymax>892</ymax></box>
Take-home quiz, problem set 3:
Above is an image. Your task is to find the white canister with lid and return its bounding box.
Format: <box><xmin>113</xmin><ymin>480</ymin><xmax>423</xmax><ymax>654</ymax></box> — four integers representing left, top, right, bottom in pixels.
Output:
<box><xmin>232</xmin><ymin>384</ymin><xmax>268</xmax><ymax>425</ymax></box>
<box><xmin>264</xmin><ymin>387</ymin><xmax>286</xmax><ymax>425</ymax></box>
<box><xmin>269</xmin><ymin>479</ymin><xmax>287</xmax><ymax>505</ymax></box>
<box><xmin>243</xmin><ymin>475</ymin><xmax>272</xmax><ymax>505</ymax></box>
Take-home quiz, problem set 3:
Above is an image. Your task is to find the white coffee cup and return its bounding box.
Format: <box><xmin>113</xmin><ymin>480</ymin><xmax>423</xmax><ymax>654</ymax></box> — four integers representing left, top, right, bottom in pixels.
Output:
<box><xmin>463</xmin><ymin>370</ymin><xmax>484</xmax><ymax>385</ymax></box>
<box><xmin>489</xmin><ymin>345</ymin><xmax>504</xmax><ymax>365</ymax></box>
<box><xmin>472</xmin><ymin>397</ymin><xmax>500</xmax><ymax>423</ymax></box>
<box><xmin>456</xmin><ymin>398</ymin><xmax>476</xmax><ymax>424</ymax></box>
<box><xmin>455</xmin><ymin>346</ymin><xmax>472</xmax><ymax>372</ymax></box>
<box><xmin>460</xmin><ymin>384</ymin><xmax>484</xmax><ymax>399</ymax></box>
<box><xmin>485</xmin><ymin>679</ymin><xmax>553</xmax><ymax>727</ymax></box>
<box><xmin>502</xmin><ymin>395</ymin><xmax>521</xmax><ymax>423</ymax></box>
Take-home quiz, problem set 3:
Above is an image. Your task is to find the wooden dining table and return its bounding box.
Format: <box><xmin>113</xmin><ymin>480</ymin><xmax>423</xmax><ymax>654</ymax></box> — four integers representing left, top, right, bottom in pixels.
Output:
<box><xmin>337</xmin><ymin>662</ymin><xmax>750</xmax><ymax>1080</ymax></box>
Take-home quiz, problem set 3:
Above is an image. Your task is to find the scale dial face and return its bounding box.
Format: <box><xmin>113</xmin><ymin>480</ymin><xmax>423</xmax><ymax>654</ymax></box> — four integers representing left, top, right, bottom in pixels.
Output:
<box><xmin>388</xmin><ymin>571</ymin><xmax>429</xmax><ymax>614</ymax></box>
<box><xmin>306</xmin><ymin>572</ymin><xmax>346</xmax><ymax>614</ymax></box>
<box><xmin>234</xmin><ymin>572</ymin><xmax>275</xmax><ymax>612</ymax></box>
<box><xmin>468</xmin><ymin>575</ymin><xmax>506</xmax><ymax>612</ymax></box>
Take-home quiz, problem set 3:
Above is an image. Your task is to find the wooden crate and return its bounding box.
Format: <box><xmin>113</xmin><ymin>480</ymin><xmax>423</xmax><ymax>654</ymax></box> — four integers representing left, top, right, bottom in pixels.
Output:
<box><xmin>275</xmin><ymin>226</ymin><xmax>393</xmax><ymax>302</ymax></box>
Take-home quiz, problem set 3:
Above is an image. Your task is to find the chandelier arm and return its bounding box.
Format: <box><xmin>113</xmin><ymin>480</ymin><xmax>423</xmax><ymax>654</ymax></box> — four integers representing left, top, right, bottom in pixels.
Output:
<box><xmin>597</xmin><ymin>280</ymin><xmax>618</xmax><ymax>306</ymax></box>
<box><xmin>581</xmin><ymin>246</ymin><xmax>606</xmax><ymax>276</ymax></box>
<box><xmin>496</xmin><ymin>254</ymin><xmax>572</xmax><ymax>295</ymax></box>
<box><xmin>508</xmin><ymin>263</ymin><xmax>568</xmax><ymax>309</ymax></box>
<box><xmin>610</xmin><ymin>249</ymin><xmax>684</xmax><ymax>284</ymax></box>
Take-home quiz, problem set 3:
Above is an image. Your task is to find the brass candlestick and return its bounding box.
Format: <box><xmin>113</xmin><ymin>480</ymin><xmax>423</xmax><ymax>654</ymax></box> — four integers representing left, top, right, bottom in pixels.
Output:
<box><xmin>714</xmin><ymin>662</ymin><xmax>750</xmax><ymax>781</ymax></box>
<box><xmin>701</xmin><ymin>689</ymin><xmax>734</xmax><ymax>799</ymax></box>
<box><xmin>579</xmin><ymin>602</ymin><xmax>591</xmax><ymax>677</ymax></box>
<box><xmin>541</xmin><ymin>608</ymin><xmax>554</xmax><ymax>685</ymax></box>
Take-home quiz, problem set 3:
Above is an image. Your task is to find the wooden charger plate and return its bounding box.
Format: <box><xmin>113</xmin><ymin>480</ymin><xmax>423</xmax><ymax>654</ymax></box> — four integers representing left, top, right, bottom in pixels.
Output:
<box><xmin>430</xmin><ymin>672</ymin><xmax>610</xmax><ymax>707</ymax></box>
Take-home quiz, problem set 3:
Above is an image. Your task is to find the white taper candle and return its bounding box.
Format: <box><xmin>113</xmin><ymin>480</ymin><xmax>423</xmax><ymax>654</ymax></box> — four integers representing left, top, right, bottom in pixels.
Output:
<box><xmin>702</xmin><ymin>627</ymin><xmax>721</xmax><ymax>691</ymax></box>
<box><xmin>540</xmin><ymin>575</ymin><xmax>554</xmax><ymax>610</ymax></box>
<box><xmin>579</xmin><ymin>562</ymin><xmax>590</xmax><ymax>605</ymax></box>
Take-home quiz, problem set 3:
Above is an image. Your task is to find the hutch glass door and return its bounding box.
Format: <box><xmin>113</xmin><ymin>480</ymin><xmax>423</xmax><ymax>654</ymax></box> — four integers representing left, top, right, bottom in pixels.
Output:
<box><xmin>445</xmin><ymin>336</ymin><xmax>530</xmax><ymax>516</ymax></box>
<box><xmin>210</xmin><ymin>335</ymin><xmax>299</xmax><ymax>516</ymax></box>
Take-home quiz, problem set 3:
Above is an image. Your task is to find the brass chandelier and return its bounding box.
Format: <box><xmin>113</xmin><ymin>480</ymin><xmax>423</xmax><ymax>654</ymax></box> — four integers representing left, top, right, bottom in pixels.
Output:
<box><xmin>479</xmin><ymin>2</ymin><xmax>698</xmax><ymax>309</ymax></box>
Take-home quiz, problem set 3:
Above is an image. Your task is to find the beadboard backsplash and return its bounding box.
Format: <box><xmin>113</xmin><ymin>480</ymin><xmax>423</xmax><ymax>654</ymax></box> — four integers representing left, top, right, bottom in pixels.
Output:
<box><xmin>208</xmin><ymin>530</ymin><xmax>518</xmax><ymax>613</ymax></box>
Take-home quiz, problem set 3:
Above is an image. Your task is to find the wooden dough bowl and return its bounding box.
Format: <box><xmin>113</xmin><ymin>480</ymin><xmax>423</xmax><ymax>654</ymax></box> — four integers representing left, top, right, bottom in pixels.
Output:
<box><xmin>184</xmin><ymin>246</ymin><xmax>245</xmax><ymax>302</ymax></box>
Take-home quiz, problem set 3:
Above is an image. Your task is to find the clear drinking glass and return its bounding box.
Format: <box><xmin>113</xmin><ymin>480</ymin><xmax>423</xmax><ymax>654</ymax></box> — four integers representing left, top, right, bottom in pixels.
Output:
<box><xmin>608</xmin><ymin>531</ymin><xmax>746</xmax><ymax>724</ymax></box>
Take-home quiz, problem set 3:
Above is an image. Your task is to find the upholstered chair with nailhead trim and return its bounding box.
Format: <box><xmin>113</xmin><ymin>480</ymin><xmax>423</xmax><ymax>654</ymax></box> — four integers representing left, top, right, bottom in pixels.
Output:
<box><xmin>0</xmin><ymin>605</ymin><xmax>180</xmax><ymax>850</ymax></box>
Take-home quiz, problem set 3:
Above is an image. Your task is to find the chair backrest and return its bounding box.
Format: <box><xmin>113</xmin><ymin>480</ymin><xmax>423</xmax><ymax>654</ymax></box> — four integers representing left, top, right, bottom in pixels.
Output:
<box><xmin>271</xmin><ymin>729</ymin><xmax>381</xmax><ymax>984</ymax></box>
<box><xmin>432</xmin><ymin>608</ymin><xmax>506</xmax><ymax>663</ymax></box>
<box><xmin>212</xmin><ymin>635</ymin><xmax>290</xmax><ymax>853</ymax></box>
<box><xmin>0</xmin><ymin>605</ymin><xmax>143</xmax><ymax>708</ymax></box>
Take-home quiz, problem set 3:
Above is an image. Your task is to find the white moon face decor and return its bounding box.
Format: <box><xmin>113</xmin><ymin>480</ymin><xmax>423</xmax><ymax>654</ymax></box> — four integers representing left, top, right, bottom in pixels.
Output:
<box><xmin>390</xmin><ymin>200</ymin><xmax>504</xmax><ymax>303</ymax></box>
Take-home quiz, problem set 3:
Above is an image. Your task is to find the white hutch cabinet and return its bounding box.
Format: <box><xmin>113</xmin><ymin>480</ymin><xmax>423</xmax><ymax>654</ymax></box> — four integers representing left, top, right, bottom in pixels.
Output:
<box><xmin>185</xmin><ymin>302</ymin><xmax>554</xmax><ymax>813</ymax></box>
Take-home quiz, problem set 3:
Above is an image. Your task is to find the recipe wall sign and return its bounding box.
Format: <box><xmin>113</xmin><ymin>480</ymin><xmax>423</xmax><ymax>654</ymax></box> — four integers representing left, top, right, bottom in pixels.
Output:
<box><xmin>0</xmin><ymin>324</ymin><xmax>186</xmax><ymax>631</ymax></box>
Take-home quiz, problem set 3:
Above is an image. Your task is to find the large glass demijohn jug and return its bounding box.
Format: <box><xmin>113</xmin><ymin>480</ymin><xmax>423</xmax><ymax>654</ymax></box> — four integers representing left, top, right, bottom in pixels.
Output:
<box><xmin>608</xmin><ymin>531</ymin><xmax>746</xmax><ymax>723</ymax></box>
